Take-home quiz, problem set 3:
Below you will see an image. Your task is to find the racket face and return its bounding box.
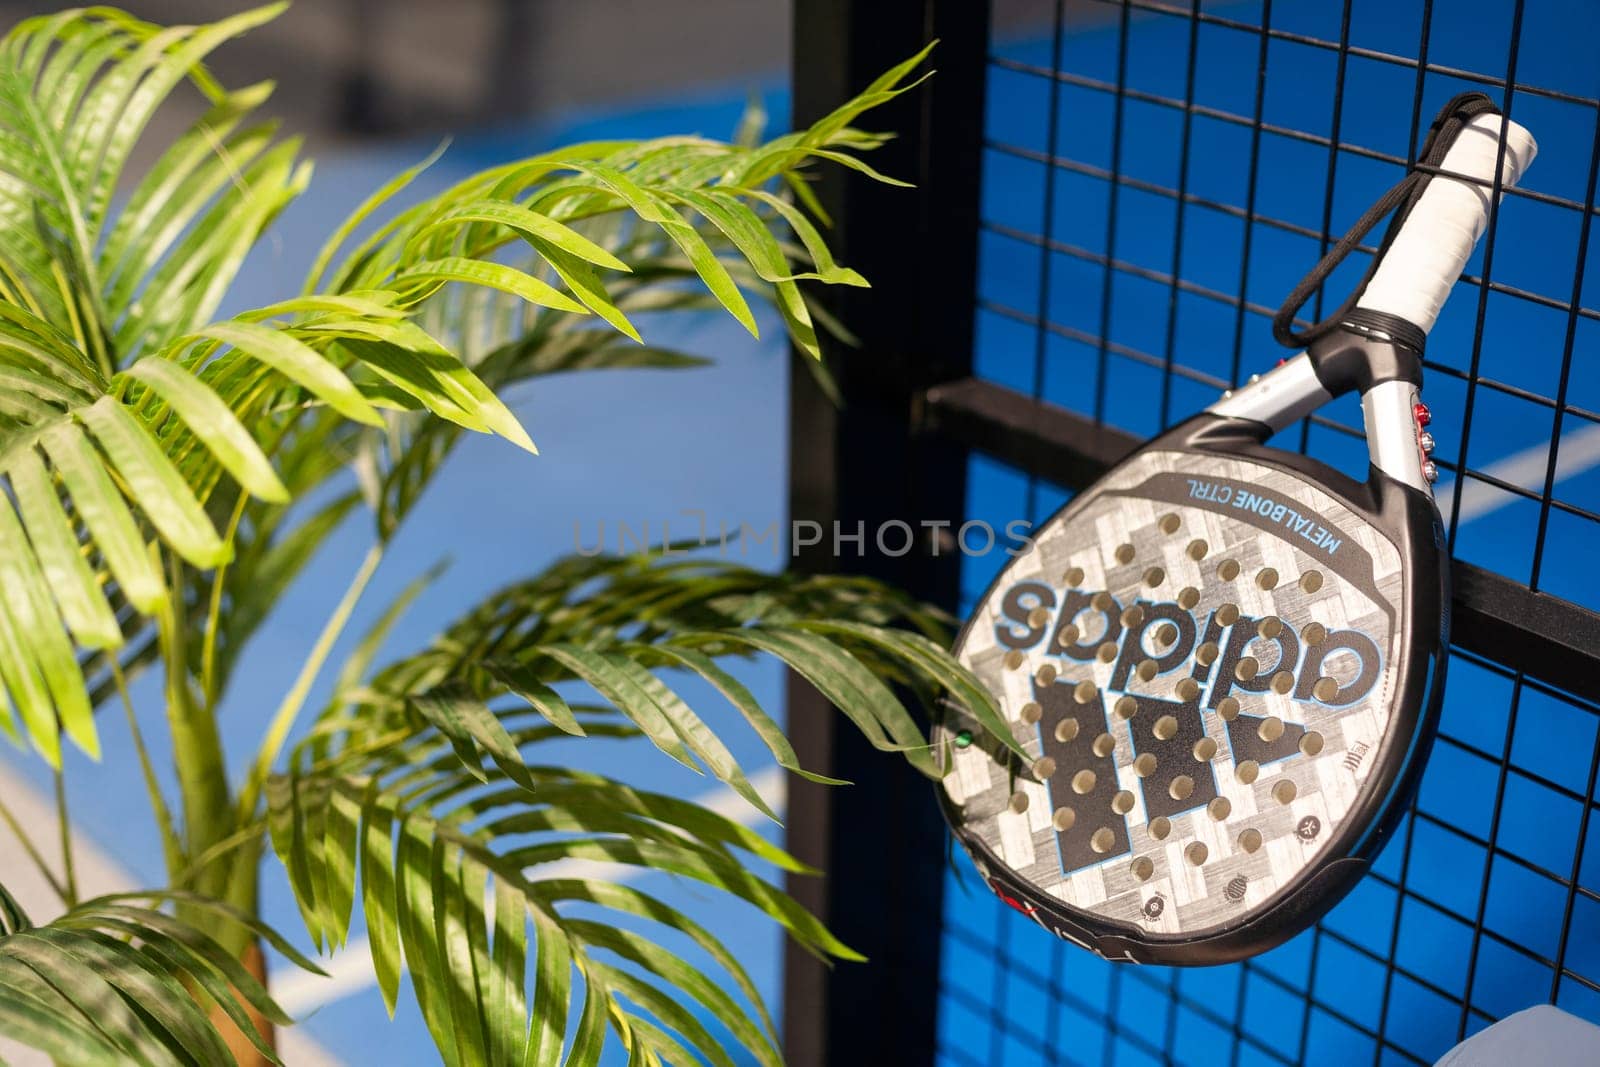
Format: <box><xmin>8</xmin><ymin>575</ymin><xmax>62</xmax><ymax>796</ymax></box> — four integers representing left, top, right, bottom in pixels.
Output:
<box><xmin>936</xmin><ymin>424</ymin><xmax>1444</xmax><ymax>962</ymax></box>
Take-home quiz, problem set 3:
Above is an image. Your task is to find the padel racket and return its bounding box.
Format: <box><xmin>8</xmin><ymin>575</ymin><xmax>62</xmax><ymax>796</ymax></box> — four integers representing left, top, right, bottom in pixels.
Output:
<box><xmin>934</xmin><ymin>96</ymin><xmax>1537</xmax><ymax>964</ymax></box>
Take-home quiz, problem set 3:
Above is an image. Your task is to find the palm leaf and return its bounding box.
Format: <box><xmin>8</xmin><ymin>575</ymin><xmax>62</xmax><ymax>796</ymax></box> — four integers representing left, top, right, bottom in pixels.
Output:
<box><xmin>268</xmin><ymin>751</ymin><xmax>821</xmax><ymax>1067</ymax></box>
<box><xmin>32</xmin><ymin>7</ymin><xmax>923</xmax><ymax>759</ymax></box>
<box><xmin>355</xmin><ymin>551</ymin><xmax>1018</xmax><ymax>788</ymax></box>
<box><xmin>0</xmin><ymin>884</ymin><xmax>320</xmax><ymax>1066</ymax></box>
<box><xmin>254</xmin><ymin>550</ymin><xmax>1015</xmax><ymax>1065</ymax></box>
<box><xmin>0</xmin><ymin>10</ymin><xmax>976</xmax><ymax>1065</ymax></box>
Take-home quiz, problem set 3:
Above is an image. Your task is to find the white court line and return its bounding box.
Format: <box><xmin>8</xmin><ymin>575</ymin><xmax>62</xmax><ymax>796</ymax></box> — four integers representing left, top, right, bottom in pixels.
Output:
<box><xmin>1438</xmin><ymin>420</ymin><xmax>1600</xmax><ymax>525</ymax></box>
<box><xmin>0</xmin><ymin>763</ymin><xmax>342</xmax><ymax>1067</ymax></box>
<box><xmin>271</xmin><ymin>764</ymin><xmax>790</xmax><ymax>1017</ymax></box>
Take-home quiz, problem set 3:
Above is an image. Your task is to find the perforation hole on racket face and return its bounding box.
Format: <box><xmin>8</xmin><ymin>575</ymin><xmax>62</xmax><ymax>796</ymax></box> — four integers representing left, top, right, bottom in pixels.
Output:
<box><xmin>935</xmin><ymin>448</ymin><xmax>1403</xmax><ymax>945</ymax></box>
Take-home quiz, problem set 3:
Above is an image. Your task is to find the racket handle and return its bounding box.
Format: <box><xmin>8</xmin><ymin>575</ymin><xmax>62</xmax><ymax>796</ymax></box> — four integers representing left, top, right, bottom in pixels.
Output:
<box><xmin>1357</xmin><ymin>113</ymin><xmax>1538</xmax><ymax>335</ymax></box>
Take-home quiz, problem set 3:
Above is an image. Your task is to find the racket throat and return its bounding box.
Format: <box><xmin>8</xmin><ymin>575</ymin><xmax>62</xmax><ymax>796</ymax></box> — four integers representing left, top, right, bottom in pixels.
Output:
<box><xmin>1362</xmin><ymin>380</ymin><xmax>1435</xmax><ymax>493</ymax></box>
<box><xmin>1207</xmin><ymin>353</ymin><xmax>1331</xmax><ymax>434</ymax></box>
<box><xmin>1208</xmin><ymin>327</ymin><xmax>1437</xmax><ymax>496</ymax></box>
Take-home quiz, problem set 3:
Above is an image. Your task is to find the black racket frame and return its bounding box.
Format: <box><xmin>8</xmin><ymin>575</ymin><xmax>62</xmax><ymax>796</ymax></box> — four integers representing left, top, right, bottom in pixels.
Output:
<box><xmin>940</xmin><ymin>326</ymin><xmax>1450</xmax><ymax>965</ymax></box>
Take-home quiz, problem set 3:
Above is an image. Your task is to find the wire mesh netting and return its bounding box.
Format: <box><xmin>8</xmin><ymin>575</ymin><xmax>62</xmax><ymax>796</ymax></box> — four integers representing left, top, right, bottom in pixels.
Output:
<box><xmin>938</xmin><ymin>1</ymin><xmax>1600</xmax><ymax>1063</ymax></box>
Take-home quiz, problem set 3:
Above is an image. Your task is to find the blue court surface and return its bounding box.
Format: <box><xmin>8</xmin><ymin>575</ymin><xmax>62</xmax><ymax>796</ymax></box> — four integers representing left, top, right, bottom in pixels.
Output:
<box><xmin>1</xmin><ymin>1</ymin><xmax>1596</xmax><ymax>1065</ymax></box>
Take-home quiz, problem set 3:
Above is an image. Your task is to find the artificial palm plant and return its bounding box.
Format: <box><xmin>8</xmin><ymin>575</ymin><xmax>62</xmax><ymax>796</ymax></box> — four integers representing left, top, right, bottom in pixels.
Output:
<box><xmin>0</xmin><ymin>5</ymin><xmax>1020</xmax><ymax>1066</ymax></box>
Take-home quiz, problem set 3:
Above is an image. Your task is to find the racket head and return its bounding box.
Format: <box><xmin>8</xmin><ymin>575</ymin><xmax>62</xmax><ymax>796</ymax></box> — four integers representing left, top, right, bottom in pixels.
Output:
<box><xmin>935</xmin><ymin>415</ymin><xmax>1447</xmax><ymax>964</ymax></box>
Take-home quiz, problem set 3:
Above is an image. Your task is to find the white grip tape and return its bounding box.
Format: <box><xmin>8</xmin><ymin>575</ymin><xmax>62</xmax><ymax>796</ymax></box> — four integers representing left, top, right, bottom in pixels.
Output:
<box><xmin>1357</xmin><ymin>113</ymin><xmax>1537</xmax><ymax>335</ymax></box>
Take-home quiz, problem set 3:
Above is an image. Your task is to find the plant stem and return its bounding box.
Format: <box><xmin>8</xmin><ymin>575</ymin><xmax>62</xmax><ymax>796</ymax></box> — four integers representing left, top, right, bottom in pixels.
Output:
<box><xmin>174</xmin><ymin>822</ymin><xmax>265</xmax><ymax>891</ymax></box>
<box><xmin>0</xmin><ymin>791</ymin><xmax>66</xmax><ymax>904</ymax></box>
<box><xmin>158</xmin><ymin>557</ymin><xmax>232</xmax><ymax>885</ymax></box>
<box><xmin>53</xmin><ymin>765</ymin><xmax>77</xmax><ymax>907</ymax></box>
<box><xmin>237</xmin><ymin>544</ymin><xmax>383</xmax><ymax>820</ymax></box>
<box><xmin>112</xmin><ymin>660</ymin><xmax>184</xmax><ymax>876</ymax></box>
<box><xmin>201</xmin><ymin>495</ymin><xmax>251</xmax><ymax>709</ymax></box>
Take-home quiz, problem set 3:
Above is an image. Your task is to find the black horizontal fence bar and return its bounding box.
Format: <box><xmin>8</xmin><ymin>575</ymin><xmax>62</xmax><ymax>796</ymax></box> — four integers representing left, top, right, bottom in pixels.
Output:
<box><xmin>921</xmin><ymin>375</ymin><xmax>1600</xmax><ymax>705</ymax></box>
<box><xmin>974</xmin><ymin>296</ymin><xmax>1600</xmax><ymax>526</ymax></box>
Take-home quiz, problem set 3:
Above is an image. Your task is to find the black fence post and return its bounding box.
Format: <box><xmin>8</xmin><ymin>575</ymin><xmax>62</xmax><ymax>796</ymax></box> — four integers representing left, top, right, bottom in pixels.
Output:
<box><xmin>784</xmin><ymin>2</ymin><xmax>990</xmax><ymax>1065</ymax></box>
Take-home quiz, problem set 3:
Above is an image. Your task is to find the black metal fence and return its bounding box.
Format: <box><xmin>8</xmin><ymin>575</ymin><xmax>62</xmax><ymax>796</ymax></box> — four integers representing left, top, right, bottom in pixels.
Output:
<box><xmin>785</xmin><ymin>0</ymin><xmax>1600</xmax><ymax>1064</ymax></box>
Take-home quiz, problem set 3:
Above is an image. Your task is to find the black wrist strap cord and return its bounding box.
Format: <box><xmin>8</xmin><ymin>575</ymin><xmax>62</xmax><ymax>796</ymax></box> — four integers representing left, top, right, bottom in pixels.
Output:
<box><xmin>1272</xmin><ymin>91</ymin><xmax>1501</xmax><ymax>350</ymax></box>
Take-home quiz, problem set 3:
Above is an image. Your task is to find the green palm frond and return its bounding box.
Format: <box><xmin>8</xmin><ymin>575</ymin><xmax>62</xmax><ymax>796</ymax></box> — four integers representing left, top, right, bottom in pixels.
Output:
<box><xmin>0</xmin><ymin>883</ymin><xmax>320</xmax><ymax>1066</ymax></box>
<box><xmin>0</xmin><ymin>5</ymin><xmax>512</xmax><ymax>764</ymax></box>
<box><xmin>0</xmin><ymin>7</ymin><xmax>996</xmax><ymax>1063</ymax></box>
<box><xmin>173</xmin><ymin>65</ymin><xmax>922</xmax><ymax>705</ymax></box>
<box><xmin>0</xmin><ymin>4</ymin><xmax>929</xmax><ymax>768</ymax></box>
<box><xmin>326</xmin><ymin>552</ymin><xmax>1020</xmax><ymax>793</ymax></box>
<box><xmin>363</xmin><ymin>220</ymin><xmax>732</xmax><ymax>542</ymax></box>
<box><xmin>257</xmin><ymin>554</ymin><xmax>1017</xmax><ymax>1065</ymax></box>
<box><xmin>0</xmin><ymin>5</ymin><xmax>279</xmax><ymax>352</ymax></box>
<box><xmin>271</xmin><ymin>751</ymin><xmax>811</xmax><ymax>1067</ymax></box>
<box><xmin>323</xmin><ymin>67</ymin><xmax>926</xmax><ymax>543</ymax></box>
